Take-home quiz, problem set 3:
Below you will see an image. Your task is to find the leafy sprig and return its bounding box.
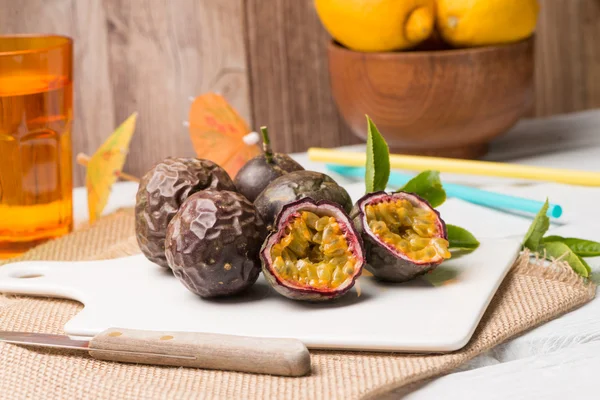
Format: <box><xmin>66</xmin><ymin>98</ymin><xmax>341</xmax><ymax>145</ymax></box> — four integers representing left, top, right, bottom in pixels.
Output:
<box><xmin>522</xmin><ymin>199</ymin><xmax>598</xmax><ymax>278</ymax></box>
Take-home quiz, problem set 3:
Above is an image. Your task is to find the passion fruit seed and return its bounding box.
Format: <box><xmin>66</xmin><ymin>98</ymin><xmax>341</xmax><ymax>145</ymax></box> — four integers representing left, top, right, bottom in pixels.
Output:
<box><xmin>365</xmin><ymin>199</ymin><xmax>451</xmax><ymax>263</ymax></box>
<box><xmin>270</xmin><ymin>211</ymin><xmax>359</xmax><ymax>290</ymax></box>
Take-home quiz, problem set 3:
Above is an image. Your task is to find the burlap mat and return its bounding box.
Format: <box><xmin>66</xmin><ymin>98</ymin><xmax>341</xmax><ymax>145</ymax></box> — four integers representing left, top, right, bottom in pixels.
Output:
<box><xmin>0</xmin><ymin>209</ymin><xmax>595</xmax><ymax>400</ymax></box>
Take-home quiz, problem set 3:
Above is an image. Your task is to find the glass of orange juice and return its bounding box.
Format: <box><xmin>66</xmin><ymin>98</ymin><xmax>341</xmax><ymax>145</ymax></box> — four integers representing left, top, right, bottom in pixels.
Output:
<box><xmin>0</xmin><ymin>35</ymin><xmax>73</xmax><ymax>258</ymax></box>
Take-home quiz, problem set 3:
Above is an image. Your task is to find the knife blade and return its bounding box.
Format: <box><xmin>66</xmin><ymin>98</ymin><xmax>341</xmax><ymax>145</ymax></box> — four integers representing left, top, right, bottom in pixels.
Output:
<box><xmin>0</xmin><ymin>330</ymin><xmax>195</xmax><ymax>359</ymax></box>
<box><xmin>0</xmin><ymin>328</ymin><xmax>311</xmax><ymax>377</ymax></box>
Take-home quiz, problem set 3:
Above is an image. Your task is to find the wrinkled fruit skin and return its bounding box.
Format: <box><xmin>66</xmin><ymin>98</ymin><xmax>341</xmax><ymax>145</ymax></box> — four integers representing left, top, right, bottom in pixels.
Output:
<box><xmin>261</xmin><ymin>198</ymin><xmax>365</xmax><ymax>301</ymax></box>
<box><xmin>352</xmin><ymin>191</ymin><xmax>447</xmax><ymax>282</ymax></box>
<box><xmin>234</xmin><ymin>153</ymin><xmax>304</xmax><ymax>202</ymax></box>
<box><xmin>254</xmin><ymin>171</ymin><xmax>352</xmax><ymax>229</ymax></box>
<box><xmin>135</xmin><ymin>157</ymin><xmax>236</xmax><ymax>268</ymax></box>
<box><xmin>165</xmin><ymin>190</ymin><xmax>266</xmax><ymax>298</ymax></box>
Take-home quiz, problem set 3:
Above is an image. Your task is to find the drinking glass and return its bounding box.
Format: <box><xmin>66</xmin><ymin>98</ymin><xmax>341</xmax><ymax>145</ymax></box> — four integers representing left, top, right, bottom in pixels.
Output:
<box><xmin>0</xmin><ymin>35</ymin><xmax>73</xmax><ymax>258</ymax></box>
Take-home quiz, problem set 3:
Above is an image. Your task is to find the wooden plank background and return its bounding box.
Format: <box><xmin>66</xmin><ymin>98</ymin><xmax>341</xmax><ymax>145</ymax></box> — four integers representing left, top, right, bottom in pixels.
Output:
<box><xmin>0</xmin><ymin>0</ymin><xmax>250</xmax><ymax>185</ymax></box>
<box><xmin>2</xmin><ymin>0</ymin><xmax>600</xmax><ymax>185</ymax></box>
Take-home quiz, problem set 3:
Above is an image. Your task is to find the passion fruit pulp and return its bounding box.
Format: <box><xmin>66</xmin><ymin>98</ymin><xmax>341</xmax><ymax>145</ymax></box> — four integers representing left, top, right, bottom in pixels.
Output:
<box><xmin>352</xmin><ymin>191</ymin><xmax>450</xmax><ymax>282</ymax></box>
<box><xmin>135</xmin><ymin>157</ymin><xmax>236</xmax><ymax>268</ymax></box>
<box><xmin>234</xmin><ymin>126</ymin><xmax>304</xmax><ymax>202</ymax></box>
<box><xmin>254</xmin><ymin>170</ymin><xmax>353</xmax><ymax>230</ymax></box>
<box><xmin>261</xmin><ymin>198</ymin><xmax>365</xmax><ymax>301</ymax></box>
<box><xmin>165</xmin><ymin>190</ymin><xmax>266</xmax><ymax>298</ymax></box>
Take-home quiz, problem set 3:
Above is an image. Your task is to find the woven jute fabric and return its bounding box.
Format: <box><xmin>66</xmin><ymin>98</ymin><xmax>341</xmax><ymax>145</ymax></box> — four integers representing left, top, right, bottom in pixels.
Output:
<box><xmin>0</xmin><ymin>209</ymin><xmax>595</xmax><ymax>400</ymax></box>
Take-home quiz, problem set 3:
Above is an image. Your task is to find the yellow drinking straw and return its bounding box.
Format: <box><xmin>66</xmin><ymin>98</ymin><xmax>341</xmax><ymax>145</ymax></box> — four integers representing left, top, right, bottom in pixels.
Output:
<box><xmin>307</xmin><ymin>148</ymin><xmax>600</xmax><ymax>187</ymax></box>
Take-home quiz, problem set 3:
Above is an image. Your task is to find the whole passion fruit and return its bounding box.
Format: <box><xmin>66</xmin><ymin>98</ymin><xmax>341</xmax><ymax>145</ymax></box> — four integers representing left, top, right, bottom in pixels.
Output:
<box><xmin>165</xmin><ymin>190</ymin><xmax>266</xmax><ymax>298</ymax></box>
<box><xmin>261</xmin><ymin>198</ymin><xmax>365</xmax><ymax>301</ymax></box>
<box><xmin>135</xmin><ymin>157</ymin><xmax>236</xmax><ymax>268</ymax></box>
<box><xmin>234</xmin><ymin>127</ymin><xmax>304</xmax><ymax>202</ymax></box>
<box><xmin>352</xmin><ymin>191</ymin><xmax>451</xmax><ymax>282</ymax></box>
<box><xmin>254</xmin><ymin>170</ymin><xmax>352</xmax><ymax>229</ymax></box>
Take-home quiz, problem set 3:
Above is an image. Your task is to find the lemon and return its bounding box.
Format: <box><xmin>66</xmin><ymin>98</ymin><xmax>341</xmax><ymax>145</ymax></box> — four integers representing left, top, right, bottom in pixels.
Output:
<box><xmin>436</xmin><ymin>0</ymin><xmax>539</xmax><ymax>47</ymax></box>
<box><xmin>314</xmin><ymin>0</ymin><xmax>435</xmax><ymax>52</ymax></box>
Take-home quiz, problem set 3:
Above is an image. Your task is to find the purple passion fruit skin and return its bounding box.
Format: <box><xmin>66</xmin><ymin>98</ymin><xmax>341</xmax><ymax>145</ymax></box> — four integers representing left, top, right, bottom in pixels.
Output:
<box><xmin>261</xmin><ymin>198</ymin><xmax>365</xmax><ymax>301</ymax></box>
<box><xmin>254</xmin><ymin>171</ymin><xmax>353</xmax><ymax>230</ymax></box>
<box><xmin>351</xmin><ymin>191</ymin><xmax>450</xmax><ymax>282</ymax></box>
<box><xmin>165</xmin><ymin>190</ymin><xmax>266</xmax><ymax>298</ymax></box>
<box><xmin>234</xmin><ymin>153</ymin><xmax>304</xmax><ymax>202</ymax></box>
<box><xmin>135</xmin><ymin>157</ymin><xmax>236</xmax><ymax>268</ymax></box>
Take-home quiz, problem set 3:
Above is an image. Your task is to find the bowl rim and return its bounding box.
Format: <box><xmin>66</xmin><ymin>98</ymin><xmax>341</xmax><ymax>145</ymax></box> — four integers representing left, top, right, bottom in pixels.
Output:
<box><xmin>328</xmin><ymin>36</ymin><xmax>534</xmax><ymax>58</ymax></box>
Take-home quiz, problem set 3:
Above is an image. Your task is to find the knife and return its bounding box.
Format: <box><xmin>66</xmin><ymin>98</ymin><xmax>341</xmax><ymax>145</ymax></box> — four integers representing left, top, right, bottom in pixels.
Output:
<box><xmin>0</xmin><ymin>328</ymin><xmax>311</xmax><ymax>377</ymax></box>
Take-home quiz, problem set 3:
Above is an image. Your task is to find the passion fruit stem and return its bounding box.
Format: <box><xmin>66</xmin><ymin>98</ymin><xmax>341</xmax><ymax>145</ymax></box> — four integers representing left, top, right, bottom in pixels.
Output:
<box><xmin>260</xmin><ymin>126</ymin><xmax>274</xmax><ymax>164</ymax></box>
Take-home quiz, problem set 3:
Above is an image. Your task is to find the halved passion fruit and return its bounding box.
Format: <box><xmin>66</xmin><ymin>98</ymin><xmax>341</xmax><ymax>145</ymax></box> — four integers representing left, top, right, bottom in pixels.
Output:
<box><xmin>352</xmin><ymin>191</ymin><xmax>451</xmax><ymax>282</ymax></box>
<box><xmin>261</xmin><ymin>198</ymin><xmax>365</xmax><ymax>301</ymax></box>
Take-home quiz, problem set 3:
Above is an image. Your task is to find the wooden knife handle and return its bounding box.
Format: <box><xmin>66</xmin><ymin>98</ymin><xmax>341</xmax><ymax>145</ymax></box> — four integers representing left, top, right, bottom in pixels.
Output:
<box><xmin>88</xmin><ymin>328</ymin><xmax>311</xmax><ymax>377</ymax></box>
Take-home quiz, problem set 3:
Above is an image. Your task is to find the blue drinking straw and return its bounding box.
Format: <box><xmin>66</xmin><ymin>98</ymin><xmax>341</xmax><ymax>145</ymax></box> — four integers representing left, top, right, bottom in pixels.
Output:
<box><xmin>326</xmin><ymin>165</ymin><xmax>563</xmax><ymax>219</ymax></box>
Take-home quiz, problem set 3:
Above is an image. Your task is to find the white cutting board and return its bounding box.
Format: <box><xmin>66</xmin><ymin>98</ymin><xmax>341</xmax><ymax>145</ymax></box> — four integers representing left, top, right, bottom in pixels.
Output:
<box><xmin>0</xmin><ymin>237</ymin><xmax>520</xmax><ymax>353</ymax></box>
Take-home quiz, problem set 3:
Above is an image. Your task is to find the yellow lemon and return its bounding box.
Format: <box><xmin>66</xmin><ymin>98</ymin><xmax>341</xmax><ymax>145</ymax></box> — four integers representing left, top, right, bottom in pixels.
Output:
<box><xmin>314</xmin><ymin>0</ymin><xmax>435</xmax><ymax>52</ymax></box>
<box><xmin>436</xmin><ymin>0</ymin><xmax>539</xmax><ymax>47</ymax></box>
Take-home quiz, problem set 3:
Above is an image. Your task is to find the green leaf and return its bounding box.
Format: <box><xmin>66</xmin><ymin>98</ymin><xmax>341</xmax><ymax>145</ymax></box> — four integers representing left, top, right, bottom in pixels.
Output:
<box><xmin>364</xmin><ymin>116</ymin><xmax>390</xmax><ymax>193</ymax></box>
<box><xmin>541</xmin><ymin>241</ymin><xmax>589</xmax><ymax>278</ymax></box>
<box><xmin>446</xmin><ymin>224</ymin><xmax>480</xmax><ymax>251</ymax></box>
<box><xmin>398</xmin><ymin>170</ymin><xmax>447</xmax><ymax>208</ymax></box>
<box><xmin>579</xmin><ymin>256</ymin><xmax>593</xmax><ymax>276</ymax></box>
<box><xmin>543</xmin><ymin>235</ymin><xmax>600</xmax><ymax>257</ymax></box>
<box><xmin>543</xmin><ymin>235</ymin><xmax>564</xmax><ymax>243</ymax></box>
<box><xmin>522</xmin><ymin>199</ymin><xmax>550</xmax><ymax>251</ymax></box>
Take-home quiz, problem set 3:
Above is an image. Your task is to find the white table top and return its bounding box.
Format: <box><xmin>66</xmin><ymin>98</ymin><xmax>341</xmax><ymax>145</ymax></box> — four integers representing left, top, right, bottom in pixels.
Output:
<box><xmin>78</xmin><ymin>110</ymin><xmax>600</xmax><ymax>399</ymax></box>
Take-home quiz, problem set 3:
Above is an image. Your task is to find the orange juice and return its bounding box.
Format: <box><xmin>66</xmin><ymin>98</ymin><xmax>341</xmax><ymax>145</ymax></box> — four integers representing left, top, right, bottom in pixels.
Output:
<box><xmin>0</xmin><ymin>36</ymin><xmax>73</xmax><ymax>258</ymax></box>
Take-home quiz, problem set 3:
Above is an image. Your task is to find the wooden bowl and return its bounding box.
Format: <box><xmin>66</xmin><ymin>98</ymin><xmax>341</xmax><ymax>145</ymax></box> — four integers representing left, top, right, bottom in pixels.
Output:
<box><xmin>328</xmin><ymin>37</ymin><xmax>534</xmax><ymax>158</ymax></box>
